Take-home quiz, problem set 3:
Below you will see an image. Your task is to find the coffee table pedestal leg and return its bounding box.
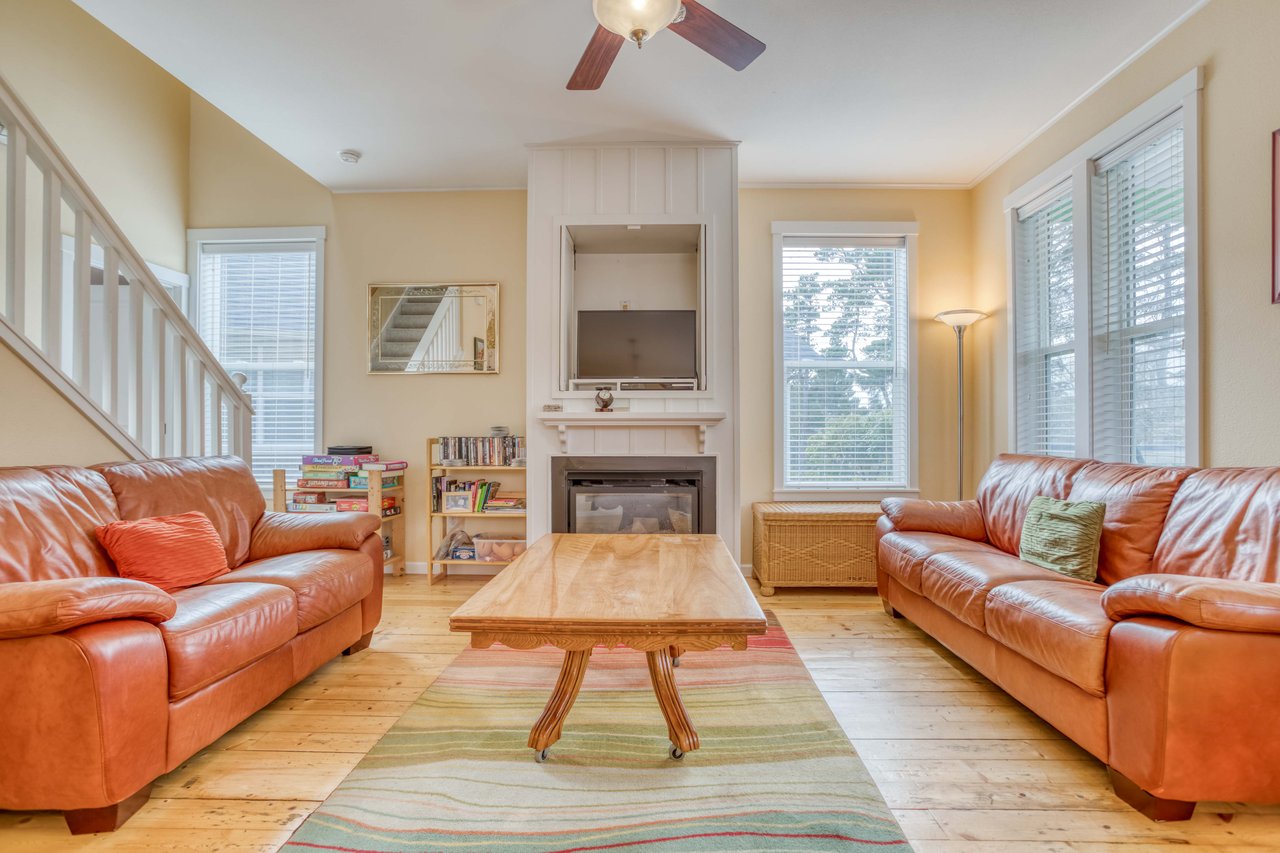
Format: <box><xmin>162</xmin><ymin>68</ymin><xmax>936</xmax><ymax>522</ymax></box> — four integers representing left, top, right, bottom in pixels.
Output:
<box><xmin>646</xmin><ymin>647</ymin><xmax>699</xmax><ymax>758</ymax></box>
<box><xmin>529</xmin><ymin>648</ymin><xmax>592</xmax><ymax>761</ymax></box>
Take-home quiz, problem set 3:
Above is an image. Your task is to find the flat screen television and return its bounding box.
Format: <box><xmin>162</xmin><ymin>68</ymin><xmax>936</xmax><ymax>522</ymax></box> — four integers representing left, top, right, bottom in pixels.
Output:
<box><xmin>576</xmin><ymin>310</ymin><xmax>697</xmax><ymax>380</ymax></box>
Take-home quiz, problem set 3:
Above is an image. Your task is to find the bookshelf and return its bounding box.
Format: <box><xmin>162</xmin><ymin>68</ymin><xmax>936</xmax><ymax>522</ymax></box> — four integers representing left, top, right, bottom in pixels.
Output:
<box><xmin>426</xmin><ymin>436</ymin><xmax>527</xmax><ymax>587</ymax></box>
<box><xmin>272</xmin><ymin>468</ymin><xmax>407</xmax><ymax>576</ymax></box>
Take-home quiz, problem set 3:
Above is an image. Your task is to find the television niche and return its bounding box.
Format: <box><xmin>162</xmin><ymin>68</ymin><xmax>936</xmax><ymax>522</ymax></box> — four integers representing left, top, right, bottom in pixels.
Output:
<box><xmin>561</xmin><ymin>223</ymin><xmax>704</xmax><ymax>393</ymax></box>
<box><xmin>576</xmin><ymin>310</ymin><xmax>697</xmax><ymax>383</ymax></box>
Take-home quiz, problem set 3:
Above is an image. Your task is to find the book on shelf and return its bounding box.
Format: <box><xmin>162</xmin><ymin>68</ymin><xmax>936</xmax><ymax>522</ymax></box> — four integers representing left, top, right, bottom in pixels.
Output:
<box><xmin>432</xmin><ymin>477</ymin><xmax>521</xmax><ymax>512</ymax></box>
<box><xmin>348</xmin><ymin>473</ymin><xmax>401</xmax><ymax>489</ymax></box>
<box><xmin>334</xmin><ymin>497</ymin><xmax>398</xmax><ymax>512</ymax></box>
<box><xmin>300</xmin><ymin>463</ymin><xmax>362</xmax><ymax>474</ymax></box>
<box><xmin>436</xmin><ymin>435</ymin><xmax>525</xmax><ymax>467</ymax></box>
<box><xmin>297</xmin><ymin>477</ymin><xmax>350</xmax><ymax>489</ymax></box>
<box><xmin>287</xmin><ymin>502</ymin><xmax>338</xmax><ymax>513</ymax></box>
<box><xmin>303</xmin><ymin>454</ymin><xmax>378</xmax><ymax>466</ymax></box>
<box><xmin>362</xmin><ymin>460</ymin><xmax>407</xmax><ymax>472</ymax></box>
<box><xmin>484</xmin><ymin>495</ymin><xmax>526</xmax><ymax>512</ymax></box>
<box><xmin>381</xmin><ymin>505</ymin><xmax>402</xmax><ymax>518</ymax></box>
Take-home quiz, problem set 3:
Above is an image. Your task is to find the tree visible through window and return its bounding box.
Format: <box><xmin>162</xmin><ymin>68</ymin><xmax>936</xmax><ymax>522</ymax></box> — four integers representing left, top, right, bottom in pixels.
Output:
<box><xmin>780</xmin><ymin>235</ymin><xmax>911</xmax><ymax>490</ymax></box>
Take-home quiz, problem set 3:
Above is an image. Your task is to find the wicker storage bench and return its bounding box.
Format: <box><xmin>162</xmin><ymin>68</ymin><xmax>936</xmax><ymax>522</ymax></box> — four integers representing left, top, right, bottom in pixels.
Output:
<box><xmin>751</xmin><ymin>502</ymin><xmax>882</xmax><ymax>595</ymax></box>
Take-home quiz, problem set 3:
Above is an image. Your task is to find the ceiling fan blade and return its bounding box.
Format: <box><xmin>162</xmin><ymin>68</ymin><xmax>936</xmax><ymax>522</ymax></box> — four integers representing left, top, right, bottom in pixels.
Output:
<box><xmin>567</xmin><ymin>25</ymin><xmax>625</xmax><ymax>90</ymax></box>
<box><xmin>669</xmin><ymin>0</ymin><xmax>765</xmax><ymax>71</ymax></box>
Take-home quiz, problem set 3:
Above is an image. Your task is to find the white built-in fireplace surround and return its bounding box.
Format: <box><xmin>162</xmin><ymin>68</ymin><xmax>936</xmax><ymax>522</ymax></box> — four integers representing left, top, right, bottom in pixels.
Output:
<box><xmin>525</xmin><ymin>141</ymin><xmax>740</xmax><ymax>559</ymax></box>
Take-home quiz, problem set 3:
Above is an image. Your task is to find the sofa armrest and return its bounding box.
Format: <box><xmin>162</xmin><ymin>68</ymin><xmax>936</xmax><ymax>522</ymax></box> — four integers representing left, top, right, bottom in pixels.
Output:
<box><xmin>1102</xmin><ymin>574</ymin><xmax>1280</xmax><ymax>633</ymax></box>
<box><xmin>0</xmin><ymin>577</ymin><xmax>176</xmax><ymax>640</ymax></box>
<box><xmin>879</xmin><ymin>498</ymin><xmax>987</xmax><ymax>541</ymax></box>
<box><xmin>249</xmin><ymin>510</ymin><xmax>382</xmax><ymax>561</ymax></box>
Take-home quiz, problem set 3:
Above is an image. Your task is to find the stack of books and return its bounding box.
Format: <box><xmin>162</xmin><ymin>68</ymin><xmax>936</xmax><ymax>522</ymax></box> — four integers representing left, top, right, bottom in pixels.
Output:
<box><xmin>431</xmin><ymin>477</ymin><xmax>526</xmax><ymax>514</ymax></box>
<box><xmin>287</xmin><ymin>451</ymin><xmax>407</xmax><ymax>517</ymax></box>
<box><xmin>437</xmin><ymin>435</ymin><xmax>525</xmax><ymax>467</ymax></box>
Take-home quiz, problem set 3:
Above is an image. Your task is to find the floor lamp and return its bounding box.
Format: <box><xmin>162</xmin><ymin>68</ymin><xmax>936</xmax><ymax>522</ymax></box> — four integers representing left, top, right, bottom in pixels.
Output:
<box><xmin>935</xmin><ymin>309</ymin><xmax>988</xmax><ymax>500</ymax></box>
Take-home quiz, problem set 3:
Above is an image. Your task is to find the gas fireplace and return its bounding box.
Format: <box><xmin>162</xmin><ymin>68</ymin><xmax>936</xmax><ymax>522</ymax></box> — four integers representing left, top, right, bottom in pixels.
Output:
<box><xmin>550</xmin><ymin>456</ymin><xmax>715</xmax><ymax>535</ymax></box>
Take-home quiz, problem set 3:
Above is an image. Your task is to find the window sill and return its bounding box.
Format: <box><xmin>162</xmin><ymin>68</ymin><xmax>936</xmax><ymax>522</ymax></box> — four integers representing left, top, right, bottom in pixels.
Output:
<box><xmin>771</xmin><ymin>488</ymin><xmax>919</xmax><ymax>503</ymax></box>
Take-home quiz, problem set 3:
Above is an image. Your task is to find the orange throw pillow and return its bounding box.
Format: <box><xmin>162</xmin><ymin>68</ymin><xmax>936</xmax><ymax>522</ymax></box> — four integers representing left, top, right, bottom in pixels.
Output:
<box><xmin>96</xmin><ymin>511</ymin><xmax>230</xmax><ymax>592</ymax></box>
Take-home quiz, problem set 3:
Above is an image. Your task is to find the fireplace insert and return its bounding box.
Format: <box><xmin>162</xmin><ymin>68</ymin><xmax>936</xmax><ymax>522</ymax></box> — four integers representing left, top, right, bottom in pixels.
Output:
<box><xmin>550</xmin><ymin>456</ymin><xmax>715</xmax><ymax>535</ymax></box>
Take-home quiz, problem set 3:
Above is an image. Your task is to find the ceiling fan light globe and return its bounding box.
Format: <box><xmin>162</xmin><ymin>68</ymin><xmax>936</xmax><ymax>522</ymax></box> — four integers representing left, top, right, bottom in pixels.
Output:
<box><xmin>593</xmin><ymin>0</ymin><xmax>682</xmax><ymax>45</ymax></box>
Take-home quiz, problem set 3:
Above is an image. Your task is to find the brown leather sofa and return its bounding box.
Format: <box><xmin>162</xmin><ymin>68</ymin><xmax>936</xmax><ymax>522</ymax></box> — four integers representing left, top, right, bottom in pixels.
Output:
<box><xmin>0</xmin><ymin>456</ymin><xmax>384</xmax><ymax>833</ymax></box>
<box><xmin>877</xmin><ymin>454</ymin><xmax>1280</xmax><ymax>820</ymax></box>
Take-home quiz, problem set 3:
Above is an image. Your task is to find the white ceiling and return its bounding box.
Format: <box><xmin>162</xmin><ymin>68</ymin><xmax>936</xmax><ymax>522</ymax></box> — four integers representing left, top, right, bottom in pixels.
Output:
<box><xmin>73</xmin><ymin>0</ymin><xmax>1203</xmax><ymax>192</ymax></box>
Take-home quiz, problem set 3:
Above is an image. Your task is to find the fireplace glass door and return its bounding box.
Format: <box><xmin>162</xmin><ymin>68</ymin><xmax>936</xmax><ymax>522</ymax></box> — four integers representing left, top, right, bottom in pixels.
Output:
<box><xmin>569</xmin><ymin>482</ymin><xmax>698</xmax><ymax>534</ymax></box>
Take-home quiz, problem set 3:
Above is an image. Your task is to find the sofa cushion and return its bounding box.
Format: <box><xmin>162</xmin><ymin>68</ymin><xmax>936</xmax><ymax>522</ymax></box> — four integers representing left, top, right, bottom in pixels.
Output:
<box><xmin>985</xmin><ymin>581</ymin><xmax>1111</xmax><ymax>697</ymax></box>
<box><xmin>976</xmin><ymin>454</ymin><xmax>1091</xmax><ymax>556</ymax></box>
<box><xmin>1153</xmin><ymin>467</ymin><xmax>1280</xmax><ymax>582</ymax></box>
<box><xmin>161</xmin><ymin>583</ymin><xmax>296</xmax><ymax>700</ymax></box>
<box><xmin>95</xmin><ymin>511</ymin><xmax>229</xmax><ymax>592</ymax></box>
<box><xmin>93</xmin><ymin>457</ymin><xmax>265</xmax><ymax>569</ymax></box>
<box><xmin>0</xmin><ymin>466</ymin><xmax>120</xmax><ymax>582</ymax></box>
<box><xmin>1068</xmin><ymin>462</ymin><xmax>1194</xmax><ymax>584</ymax></box>
<box><xmin>920</xmin><ymin>550</ymin><xmax>1093</xmax><ymax>631</ymax></box>
<box><xmin>1018</xmin><ymin>496</ymin><xmax>1106</xmax><ymax>582</ymax></box>
<box><xmin>878</xmin><ymin>531</ymin><xmax>1002</xmax><ymax>595</ymax></box>
<box><xmin>206</xmin><ymin>549</ymin><xmax>374</xmax><ymax>632</ymax></box>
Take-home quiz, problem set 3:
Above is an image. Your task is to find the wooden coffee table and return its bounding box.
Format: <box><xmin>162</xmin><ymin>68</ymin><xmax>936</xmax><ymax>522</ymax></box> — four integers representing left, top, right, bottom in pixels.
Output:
<box><xmin>449</xmin><ymin>533</ymin><xmax>767</xmax><ymax>762</ymax></box>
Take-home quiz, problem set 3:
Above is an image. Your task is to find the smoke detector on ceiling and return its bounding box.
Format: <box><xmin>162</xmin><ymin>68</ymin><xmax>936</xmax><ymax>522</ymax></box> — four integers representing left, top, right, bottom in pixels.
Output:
<box><xmin>338</xmin><ymin>149</ymin><xmax>362</xmax><ymax>164</ymax></box>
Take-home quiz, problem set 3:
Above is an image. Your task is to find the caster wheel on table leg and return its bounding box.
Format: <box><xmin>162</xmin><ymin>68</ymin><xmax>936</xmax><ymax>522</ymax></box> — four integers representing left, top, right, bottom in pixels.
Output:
<box><xmin>669</xmin><ymin>745</ymin><xmax>685</xmax><ymax>760</ymax></box>
<box><xmin>534</xmin><ymin>748</ymin><xmax>550</xmax><ymax>764</ymax></box>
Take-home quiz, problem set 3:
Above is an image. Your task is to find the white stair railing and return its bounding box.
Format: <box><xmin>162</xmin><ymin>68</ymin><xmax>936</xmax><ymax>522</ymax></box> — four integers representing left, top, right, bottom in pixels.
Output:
<box><xmin>0</xmin><ymin>72</ymin><xmax>251</xmax><ymax>461</ymax></box>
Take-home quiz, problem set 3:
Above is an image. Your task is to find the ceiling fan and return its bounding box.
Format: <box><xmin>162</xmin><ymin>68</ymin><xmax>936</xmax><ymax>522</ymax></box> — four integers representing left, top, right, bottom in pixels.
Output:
<box><xmin>568</xmin><ymin>0</ymin><xmax>765</xmax><ymax>90</ymax></box>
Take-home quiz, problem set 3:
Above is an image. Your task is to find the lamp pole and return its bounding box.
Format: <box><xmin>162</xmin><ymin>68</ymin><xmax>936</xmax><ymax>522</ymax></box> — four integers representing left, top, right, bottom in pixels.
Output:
<box><xmin>953</xmin><ymin>323</ymin><xmax>967</xmax><ymax>501</ymax></box>
<box><xmin>935</xmin><ymin>310</ymin><xmax>987</xmax><ymax>500</ymax></box>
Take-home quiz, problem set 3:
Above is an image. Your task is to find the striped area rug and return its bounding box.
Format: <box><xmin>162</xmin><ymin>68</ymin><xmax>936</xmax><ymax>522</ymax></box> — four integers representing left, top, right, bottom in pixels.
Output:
<box><xmin>283</xmin><ymin>618</ymin><xmax>910</xmax><ymax>852</ymax></box>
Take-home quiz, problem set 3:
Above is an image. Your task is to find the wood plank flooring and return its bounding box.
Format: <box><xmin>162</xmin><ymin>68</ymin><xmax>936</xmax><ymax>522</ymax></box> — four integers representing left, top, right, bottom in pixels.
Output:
<box><xmin>2</xmin><ymin>575</ymin><xmax>1279</xmax><ymax>851</ymax></box>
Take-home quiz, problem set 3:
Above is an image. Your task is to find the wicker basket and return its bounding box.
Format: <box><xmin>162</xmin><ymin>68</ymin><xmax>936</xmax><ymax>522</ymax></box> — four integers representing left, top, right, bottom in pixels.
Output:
<box><xmin>752</xmin><ymin>502</ymin><xmax>882</xmax><ymax>594</ymax></box>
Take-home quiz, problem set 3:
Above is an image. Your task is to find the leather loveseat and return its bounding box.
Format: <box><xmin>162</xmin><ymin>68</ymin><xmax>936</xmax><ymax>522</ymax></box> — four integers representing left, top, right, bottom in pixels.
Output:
<box><xmin>0</xmin><ymin>456</ymin><xmax>384</xmax><ymax>833</ymax></box>
<box><xmin>877</xmin><ymin>454</ymin><xmax>1280</xmax><ymax>820</ymax></box>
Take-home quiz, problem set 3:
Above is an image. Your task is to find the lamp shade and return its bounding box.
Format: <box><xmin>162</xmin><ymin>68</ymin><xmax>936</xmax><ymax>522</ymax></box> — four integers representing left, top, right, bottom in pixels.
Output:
<box><xmin>593</xmin><ymin>0</ymin><xmax>683</xmax><ymax>45</ymax></box>
<box><xmin>934</xmin><ymin>309</ymin><xmax>988</xmax><ymax>328</ymax></box>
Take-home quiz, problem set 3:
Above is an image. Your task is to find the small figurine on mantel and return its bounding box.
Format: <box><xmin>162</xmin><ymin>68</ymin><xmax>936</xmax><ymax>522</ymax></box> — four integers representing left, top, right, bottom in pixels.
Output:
<box><xmin>594</xmin><ymin>386</ymin><xmax>615</xmax><ymax>412</ymax></box>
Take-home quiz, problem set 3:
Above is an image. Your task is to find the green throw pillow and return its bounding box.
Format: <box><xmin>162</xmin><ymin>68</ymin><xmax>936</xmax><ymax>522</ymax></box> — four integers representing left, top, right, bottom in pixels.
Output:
<box><xmin>1019</xmin><ymin>496</ymin><xmax>1106</xmax><ymax>582</ymax></box>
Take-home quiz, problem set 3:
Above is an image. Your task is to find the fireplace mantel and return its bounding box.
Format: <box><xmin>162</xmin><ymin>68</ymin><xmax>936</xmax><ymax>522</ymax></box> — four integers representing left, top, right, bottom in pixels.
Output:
<box><xmin>537</xmin><ymin>411</ymin><xmax>727</xmax><ymax>454</ymax></box>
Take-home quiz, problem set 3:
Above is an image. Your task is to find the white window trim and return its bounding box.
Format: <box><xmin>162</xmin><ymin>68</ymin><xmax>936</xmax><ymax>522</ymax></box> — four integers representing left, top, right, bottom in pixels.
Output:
<box><xmin>770</xmin><ymin>220</ymin><xmax>920</xmax><ymax>501</ymax></box>
<box><xmin>186</xmin><ymin>225</ymin><xmax>327</xmax><ymax>458</ymax></box>
<box><xmin>1004</xmin><ymin>68</ymin><xmax>1202</xmax><ymax>466</ymax></box>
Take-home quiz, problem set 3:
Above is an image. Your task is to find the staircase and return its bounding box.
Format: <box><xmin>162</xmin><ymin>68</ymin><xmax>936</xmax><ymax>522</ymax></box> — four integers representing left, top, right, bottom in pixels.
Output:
<box><xmin>371</xmin><ymin>287</ymin><xmax>465</xmax><ymax>372</ymax></box>
<box><xmin>0</xmin><ymin>73</ymin><xmax>251</xmax><ymax>461</ymax></box>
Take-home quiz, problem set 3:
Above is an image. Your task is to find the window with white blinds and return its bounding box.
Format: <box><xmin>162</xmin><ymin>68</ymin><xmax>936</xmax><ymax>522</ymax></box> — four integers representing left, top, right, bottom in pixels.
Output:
<box><xmin>1091</xmin><ymin>118</ymin><xmax>1186</xmax><ymax>465</ymax></box>
<box><xmin>1009</xmin><ymin>77</ymin><xmax>1197</xmax><ymax>466</ymax></box>
<box><xmin>1014</xmin><ymin>190</ymin><xmax>1076</xmax><ymax>457</ymax></box>
<box><xmin>777</xmin><ymin>234</ymin><xmax>912</xmax><ymax>490</ymax></box>
<box><xmin>193</xmin><ymin>232</ymin><xmax>322</xmax><ymax>488</ymax></box>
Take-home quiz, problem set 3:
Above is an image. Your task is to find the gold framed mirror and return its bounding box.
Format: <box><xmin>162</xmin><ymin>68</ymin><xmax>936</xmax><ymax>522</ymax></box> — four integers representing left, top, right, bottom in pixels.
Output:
<box><xmin>368</xmin><ymin>282</ymin><xmax>499</xmax><ymax>374</ymax></box>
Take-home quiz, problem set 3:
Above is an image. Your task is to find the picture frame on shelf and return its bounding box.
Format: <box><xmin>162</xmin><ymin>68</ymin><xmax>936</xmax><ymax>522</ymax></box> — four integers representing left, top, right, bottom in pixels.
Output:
<box><xmin>443</xmin><ymin>491</ymin><xmax>473</xmax><ymax>513</ymax></box>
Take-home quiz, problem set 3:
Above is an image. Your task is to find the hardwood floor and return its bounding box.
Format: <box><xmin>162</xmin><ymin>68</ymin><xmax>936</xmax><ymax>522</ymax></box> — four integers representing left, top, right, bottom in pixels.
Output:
<box><xmin>2</xmin><ymin>574</ymin><xmax>1279</xmax><ymax>851</ymax></box>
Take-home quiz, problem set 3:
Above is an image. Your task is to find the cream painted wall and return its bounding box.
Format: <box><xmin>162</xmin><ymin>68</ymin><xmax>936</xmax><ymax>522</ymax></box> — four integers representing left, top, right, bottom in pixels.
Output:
<box><xmin>738</xmin><ymin>188</ymin><xmax>973</xmax><ymax>560</ymax></box>
<box><xmin>0</xmin><ymin>0</ymin><xmax>190</xmax><ymax>270</ymax></box>
<box><xmin>189</xmin><ymin>100</ymin><xmax>528</xmax><ymax>566</ymax></box>
<box><xmin>969</xmin><ymin>0</ymin><xmax>1280</xmax><ymax>480</ymax></box>
<box><xmin>187</xmin><ymin>95</ymin><xmax>334</xmax><ymax>231</ymax></box>
<box><xmin>327</xmin><ymin>191</ymin><xmax>527</xmax><ymax>564</ymax></box>
<box><xmin>0</xmin><ymin>0</ymin><xmax>190</xmax><ymax>466</ymax></box>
